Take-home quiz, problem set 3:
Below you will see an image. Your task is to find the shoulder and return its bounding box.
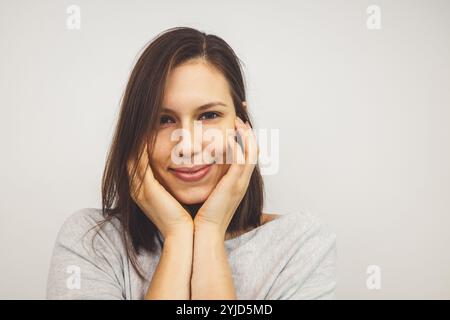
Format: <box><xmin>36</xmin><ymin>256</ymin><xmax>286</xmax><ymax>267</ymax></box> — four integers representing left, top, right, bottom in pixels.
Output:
<box><xmin>47</xmin><ymin>208</ymin><xmax>126</xmax><ymax>299</ymax></box>
<box><xmin>57</xmin><ymin>208</ymin><xmax>114</xmax><ymax>234</ymax></box>
<box><xmin>265</xmin><ymin>210</ymin><xmax>338</xmax><ymax>299</ymax></box>
<box><xmin>263</xmin><ymin>210</ymin><xmax>336</xmax><ymax>241</ymax></box>
<box><xmin>254</xmin><ymin>210</ymin><xmax>337</xmax><ymax>253</ymax></box>
<box><xmin>61</xmin><ymin>207</ymin><xmax>110</xmax><ymax>225</ymax></box>
<box><xmin>55</xmin><ymin>208</ymin><xmax>123</xmax><ymax>250</ymax></box>
<box><xmin>284</xmin><ymin>210</ymin><xmax>337</xmax><ymax>257</ymax></box>
<box><xmin>261</xmin><ymin>212</ymin><xmax>281</xmax><ymax>225</ymax></box>
<box><xmin>291</xmin><ymin>210</ymin><xmax>336</xmax><ymax>242</ymax></box>
<box><xmin>263</xmin><ymin>210</ymin><xmax>337</xmax><ymax>271</ymax></box>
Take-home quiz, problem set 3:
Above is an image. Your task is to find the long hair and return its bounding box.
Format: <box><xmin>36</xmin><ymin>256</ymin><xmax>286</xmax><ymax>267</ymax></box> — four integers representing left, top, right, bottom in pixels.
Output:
<box><xmin>97</xmin><ymin>26</ymin><xmax>265</xmax><ymax>280</ymax></box>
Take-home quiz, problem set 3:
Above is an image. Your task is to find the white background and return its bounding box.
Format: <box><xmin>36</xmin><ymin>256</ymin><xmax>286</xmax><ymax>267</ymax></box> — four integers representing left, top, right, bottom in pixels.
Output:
<box><xmin>1</xmin><ymin>0</ymin><xmax>449</xmax><ymax>299</ymax></box>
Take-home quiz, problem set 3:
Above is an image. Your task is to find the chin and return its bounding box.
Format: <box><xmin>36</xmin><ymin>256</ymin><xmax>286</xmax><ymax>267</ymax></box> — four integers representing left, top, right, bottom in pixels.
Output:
<box><xmin>172</xmin><ymin>185</ymin><xmax>213</xmax><ymax>205</ymax></box>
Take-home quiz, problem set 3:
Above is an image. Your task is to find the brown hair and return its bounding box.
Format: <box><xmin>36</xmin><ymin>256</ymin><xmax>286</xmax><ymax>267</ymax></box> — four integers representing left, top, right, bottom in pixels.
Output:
<box><xmin>97</xmin><ymin>26</ymin><xmax>265</xmax><ymax>279</ymax></box>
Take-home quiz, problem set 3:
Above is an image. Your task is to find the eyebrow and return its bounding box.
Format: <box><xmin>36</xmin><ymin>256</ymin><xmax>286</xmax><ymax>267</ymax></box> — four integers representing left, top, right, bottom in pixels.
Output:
<box><xmin>161</xmin><ymin>101</ymin><xmax>227</xmax><ymax>114</ymax></box>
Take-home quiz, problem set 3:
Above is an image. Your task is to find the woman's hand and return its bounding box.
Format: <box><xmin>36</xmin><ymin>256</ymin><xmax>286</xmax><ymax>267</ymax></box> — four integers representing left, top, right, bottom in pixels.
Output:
<box><xmin>127</xmin><ymin>142</ymin><xmax>193</xmax><ymax>239</ymax></box>
<box><xmin>194</xmin><ymin>116</ymin><xmax>259</xmax><ymax>236</ymax></box>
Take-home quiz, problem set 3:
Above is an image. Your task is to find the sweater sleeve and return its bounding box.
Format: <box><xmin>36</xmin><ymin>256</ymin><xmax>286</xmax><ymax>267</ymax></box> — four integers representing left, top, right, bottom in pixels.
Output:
<box><xmin>265</xmin><ymin>215</ymin><xmax>338</xmax><ymax>300</ymax></box>
<box><xmin>46</xmin><ymin>209</ymin><xmax>126</xmax><ymax>300</ymax></box>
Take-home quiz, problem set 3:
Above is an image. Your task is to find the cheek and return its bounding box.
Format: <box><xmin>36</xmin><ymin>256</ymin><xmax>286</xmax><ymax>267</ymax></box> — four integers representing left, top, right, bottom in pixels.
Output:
<box><xmin>150</xmin><ymin>135</ymin><xmax>173</xmax><ymax>169</ymax></box>
<box><xmin>204</xmin><ymin>122</ymin><xmax>235</xmax><ymax>161</ymax></box>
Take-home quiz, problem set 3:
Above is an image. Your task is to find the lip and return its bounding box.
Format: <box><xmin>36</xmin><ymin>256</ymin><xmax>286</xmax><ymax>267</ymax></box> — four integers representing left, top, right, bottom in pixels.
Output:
<box><xmin>169</xmin><ymin>163</ymin><xmax>214</xmax><ymax>182</ymax></box>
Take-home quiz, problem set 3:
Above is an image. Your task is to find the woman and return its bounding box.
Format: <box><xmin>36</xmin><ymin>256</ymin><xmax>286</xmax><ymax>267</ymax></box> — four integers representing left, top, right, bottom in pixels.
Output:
<box><xmin>46</xmin><ymin>27</ymin><xmax>337</xmax><ymax>300</ymax></box>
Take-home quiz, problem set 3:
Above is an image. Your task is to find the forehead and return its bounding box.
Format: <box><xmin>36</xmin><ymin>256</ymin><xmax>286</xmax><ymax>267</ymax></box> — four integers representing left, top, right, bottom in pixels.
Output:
<box><xmin>162</xmin><ymin>60</ymin><xmax>232</xmax><ymax>111</ymax></box>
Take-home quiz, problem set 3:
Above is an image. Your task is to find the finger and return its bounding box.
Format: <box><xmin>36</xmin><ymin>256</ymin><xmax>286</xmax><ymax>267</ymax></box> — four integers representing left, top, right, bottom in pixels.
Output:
<box><xmin>235</xmin><ymin>118</ymin><xmax>247</xmax><ymax>161</ymax></box>
<box><xmin>235</xmin><ymin>118</ymin><xmax>258</xmax><ymax>180</ymax></box>
<box><xmin>127</xmin><ymin>156</ymin><xmax>140</xmax><ymax>199</ymax></box>
<box><xmin>226</xmin><ymin>132</ymin><xmax>245</xmax><ymax>177</ymax></box>
<box><xmin>245</xmin><ymin>121</ymin><xmax>258</xmax><ymax>165</ymax></box>
<box><xmin>233</xmin><ymin>118</ymin><xmax>247</xmax><ymax>166</ymax></box>
<box><xmin>136</xmin><ymin>143</ymin><xmax>148</xmax><ymax>175</ymax></box>
<box><xmin>235</xmin><ymin>117</ymin><xmax>254</xmax><ymax>165</ymax></box>
<box><xmin>243</xmin><ymin>121</ymin><xmax>258</xmax><ymax>179</ymax></box>
<box><xmin>128</xmin><ymin>142</ymin><xmax>154</xmax><ymax>188</ymax></box>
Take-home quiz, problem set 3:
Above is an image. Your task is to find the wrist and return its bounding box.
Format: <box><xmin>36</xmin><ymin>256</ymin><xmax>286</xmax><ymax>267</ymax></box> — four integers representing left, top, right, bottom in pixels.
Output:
<box><xmin>163</xmin><ymin>223</ymin><xmax>194</xmax><ymax>241</ymax></box>
<box><xmin>194</xmin><ymin>212</ymin><xmax>227</xmax><ymax>231</ymax></box>
<box><xmin>194</xmin><ymin>223</ymin><xmax>225</xmax><ymax>243</ymax></box>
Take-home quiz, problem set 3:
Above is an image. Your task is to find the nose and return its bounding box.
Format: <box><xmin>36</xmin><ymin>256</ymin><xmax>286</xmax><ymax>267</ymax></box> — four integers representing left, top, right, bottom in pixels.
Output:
<box><xmin>173</xmin><ymin>120</ymin><xmax>203</xmax><ymax>164</ymax></box>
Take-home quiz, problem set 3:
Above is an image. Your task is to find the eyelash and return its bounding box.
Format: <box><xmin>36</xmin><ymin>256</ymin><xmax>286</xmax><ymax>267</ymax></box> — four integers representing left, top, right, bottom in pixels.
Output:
<box><xmin>159</xmin><ymin>112</ymin><xmax>221</xmax><ymax>125</ymax></box>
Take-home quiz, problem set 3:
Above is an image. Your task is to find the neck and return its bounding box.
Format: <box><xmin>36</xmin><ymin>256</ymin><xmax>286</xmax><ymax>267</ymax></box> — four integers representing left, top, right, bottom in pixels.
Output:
<box><xmin>182</xmin><ymin>203</ymin><xmax>203</xmax><ymax>218</ymax></box>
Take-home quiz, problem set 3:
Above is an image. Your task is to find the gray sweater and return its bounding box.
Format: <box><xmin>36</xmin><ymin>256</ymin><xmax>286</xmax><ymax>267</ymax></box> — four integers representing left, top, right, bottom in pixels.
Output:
<box><xmin>46</xmin><ymin>208</ymin><xmax>337</xmax><ymax>299</ymax></box>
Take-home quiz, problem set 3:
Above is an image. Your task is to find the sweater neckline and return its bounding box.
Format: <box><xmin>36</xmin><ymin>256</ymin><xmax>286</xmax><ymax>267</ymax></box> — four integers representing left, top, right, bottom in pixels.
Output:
<box><xmin>155</xmin><ymin>212</ymin><xmax>295</xmax><ymax>247</ymax></box>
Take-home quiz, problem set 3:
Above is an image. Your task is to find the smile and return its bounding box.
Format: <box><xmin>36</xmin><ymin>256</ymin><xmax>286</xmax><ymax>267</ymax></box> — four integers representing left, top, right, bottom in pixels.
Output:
<box><xmin>169</xmin><ymin>163</ymin><xmax>214</xmax><ymax>182</ymax></box>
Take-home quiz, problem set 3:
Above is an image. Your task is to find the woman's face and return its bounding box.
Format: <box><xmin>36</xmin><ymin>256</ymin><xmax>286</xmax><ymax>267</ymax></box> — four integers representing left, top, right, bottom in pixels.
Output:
<box><xmin>149</xmin><ymin>59</ymin><xmax>239</xmax><ymax>205</ymax></box>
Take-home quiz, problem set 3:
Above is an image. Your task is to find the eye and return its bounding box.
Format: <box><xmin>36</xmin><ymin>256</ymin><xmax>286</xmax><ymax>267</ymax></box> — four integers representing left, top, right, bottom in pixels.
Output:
<box><xmin>199</xmin><ymin>111</ymin><xmax>220</xmax><ymax>121</ymax></box>
<box><xmin>160</xmin><ymin>115</ymin><xmax>175</xmax><ymax>125</ymax></box>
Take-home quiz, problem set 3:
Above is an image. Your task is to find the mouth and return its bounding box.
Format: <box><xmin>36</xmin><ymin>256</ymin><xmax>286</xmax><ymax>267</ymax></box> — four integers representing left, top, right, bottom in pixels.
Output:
<box><xmin>169</xmin><ymin>162</ymin><xmax>215</xmax><ymax>182</ymax></box>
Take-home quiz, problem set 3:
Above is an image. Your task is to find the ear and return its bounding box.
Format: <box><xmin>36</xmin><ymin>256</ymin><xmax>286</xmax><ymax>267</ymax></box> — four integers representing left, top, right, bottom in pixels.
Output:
<box><xmin>242</xmin><ymin>101</ymin><xmax>247</xmax><ymax>109</ymax></box>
